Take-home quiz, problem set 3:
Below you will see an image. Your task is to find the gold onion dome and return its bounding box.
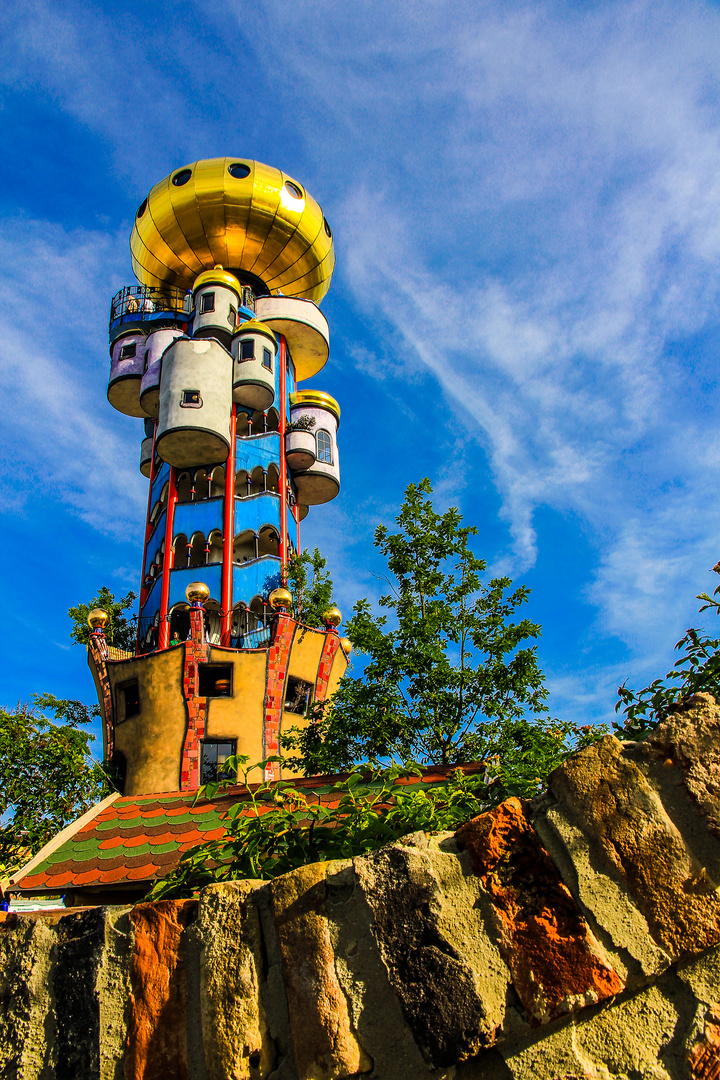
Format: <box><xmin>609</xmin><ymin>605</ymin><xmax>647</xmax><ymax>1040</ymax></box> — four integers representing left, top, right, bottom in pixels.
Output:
<box><xmin>130</xmin><ymin>158</ymin><xmax>335</xmax><ymax>304</ymax></box>
<box><xmin>235</xmin><ymin>318</ymin><xmax>278</xmax><ymax>344</ymax></box>
<box><xmin>185</xmin><ymin>581</ymin><xmax>211</xmax><ymax>604</ymax></box>
<box><xmin>87</xmin><ymin>608</ymin><xmax>110</xmax><ymax>630</ymax></box>
<box><xmin>322</xmin><ymin>606</ymin><xmax>342</xmax><ymax>627</ymax></box>
<box><xmin>192</xmin><ymin>265</ymin><xmax>242</xmax><ymax>297</ymax></box>
<box><xmin>269</xmin><ymin>586</ymin><xmax>293</xmax><ymax>610</ymax></box>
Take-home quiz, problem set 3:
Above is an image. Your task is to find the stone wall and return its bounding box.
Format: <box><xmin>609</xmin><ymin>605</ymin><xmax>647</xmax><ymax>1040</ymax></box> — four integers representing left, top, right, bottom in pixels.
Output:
<box><xmin>3</xmin><ymin>694</ymin><xmax>720</xmax><ymax>1080</ymax></box>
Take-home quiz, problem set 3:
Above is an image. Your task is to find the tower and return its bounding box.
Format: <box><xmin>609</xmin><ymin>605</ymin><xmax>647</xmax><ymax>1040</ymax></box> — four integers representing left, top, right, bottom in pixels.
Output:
<box><xmin>89</xmin><ymin>158</ymin><xmax>349</xmax><ymax>796</ymax></box>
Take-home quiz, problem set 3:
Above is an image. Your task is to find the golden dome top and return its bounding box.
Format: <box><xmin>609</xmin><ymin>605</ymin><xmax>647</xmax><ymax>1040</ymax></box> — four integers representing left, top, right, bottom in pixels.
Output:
<box><xmin>185</xmin><ymin>581</ymin><xmax>211</xmax><ymax>604</ymax></box>
<box><xmin>269</xmin><ymin>586</ymin><xmax>293</xmax><ymax>610</ymax></box>
<box><xmin>130</xmin><ymin>158</ymin><xmax>335</xmax><ymax>304</ymax></box>
<box><xmin>322</xmin><ymin>605</ymin><xmax>342</xmax><ymax>628</ymax></box>
<box><xmin>192</xmin><ymin>266</ymin><xmax>242</xmax><ymax>297</ymax></box>
<box><xmin>87</xmin><ymin>608</ymin><xmax>110</xmax><ymax>630</ymax></box>
<box><xmin>235</xmin><ymin>319</ymin><xmax>278</xmax><ymax>345</ymax></box>
<box><xmin>290</xmin><ymin>389</ymin><xmax>341</xmax><ymax>424</ymax></box>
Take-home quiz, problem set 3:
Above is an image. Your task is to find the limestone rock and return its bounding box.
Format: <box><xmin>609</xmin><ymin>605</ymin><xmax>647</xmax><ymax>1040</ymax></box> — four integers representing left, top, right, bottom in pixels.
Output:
<box><xmin>648</xmin><ymin>692</ymin><xmax>720</xmax><ymax>838</ymax></box>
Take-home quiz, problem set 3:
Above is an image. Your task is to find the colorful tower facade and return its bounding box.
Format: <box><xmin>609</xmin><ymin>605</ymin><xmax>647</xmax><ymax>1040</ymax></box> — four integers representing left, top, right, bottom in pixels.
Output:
<box><xmin>89</xmin><ymin>158</ymin><xmax>349</xmax><ymax>796</ymax></box>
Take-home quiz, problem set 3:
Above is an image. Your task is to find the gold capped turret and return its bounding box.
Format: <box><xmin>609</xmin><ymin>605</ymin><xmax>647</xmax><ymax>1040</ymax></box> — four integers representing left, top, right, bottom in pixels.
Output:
<box><xmin>290</xmin><ymin>390</ymin><xmax>341</xmax><ymax>424</ymax></box>
<box><xmin>131</xmin><ymin>158</ymin><xmax>335</xmax><ymax>303</ymax></box>
<box><xmin>192</xmin><ymin>266</ymin><xmax>242</xmax><ymax>298</ymax></box>
<box><xmin>235</xmin><ymin>319</ymin><xmax>278</xmax><ymax>344</ymax></box>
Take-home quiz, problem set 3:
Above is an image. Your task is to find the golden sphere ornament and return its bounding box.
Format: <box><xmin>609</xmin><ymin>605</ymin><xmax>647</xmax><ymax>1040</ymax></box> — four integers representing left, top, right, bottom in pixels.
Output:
<box><xmin>87</xmin><ymin>608</ymin><xmax>110</xmax><ymax>630</ymax></box>
<box><xmin>269</xmin><ymin>586</ymin><xmax>293</xmax><ymax>610</ymax></box>
<box><xmin>322</xmin><ymin>606</ymin><xmax>342</xmax><ymax>628</ymax></box>
<box><xmin>185</xmin><ymin>581</ymin><xmax>211</xmax><ymax>604</ymax></box>
<box><xmin>339</xmin><ymin>637</ymin><xmax>352</xmax><ymax>656</ymax></box>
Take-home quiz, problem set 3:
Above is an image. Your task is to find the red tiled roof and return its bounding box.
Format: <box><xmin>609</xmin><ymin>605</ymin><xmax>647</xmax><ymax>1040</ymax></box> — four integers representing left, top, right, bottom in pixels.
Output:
<box><xmin>8</xmin><ymin>765</ymin><xmax>486</xmax><ymax>896</ymax></box>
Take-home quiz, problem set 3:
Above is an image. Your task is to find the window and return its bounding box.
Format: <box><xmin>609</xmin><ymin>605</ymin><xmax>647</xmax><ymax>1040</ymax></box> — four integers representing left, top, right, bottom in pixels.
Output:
<box><xmin>262</xmin><ymin>347</ymin><xmax>272</xmax><ymax>371</ymax></box>
<box><xmin>200</xmin><ymin>292</ymin><xmax>215</xmax><ymax>314</ymax></box>
<box><xmin>120</xmin><ymin>343</ymin><xmax>137</xmax><ymax>360</ymax></box>
<box><xmin>284</xmin><ymin>676</ymin><xmax>312</xmax><ymax>715</ymax></box>
<box><xmin>228</xmin><ymin>304</ymin><xmax>237</xmax><ymax>327</ymax></box>
<box><xmin>316</xmin><ymin>430</ymin><xmax>333</xmax><ymax>464</ymax></box>
<box><xmin>172</xmin><ymin>168</ymin><xmax>192</xmax><ymax>186</ymax></box>
<box><xmin>240</xmin><ymin>339</ymin><xmax>254</xmax><ymax>362</ymax></box>
<box><xmin>228</xmin><ymin>162</ymin><xmax>251</xmax><ymax>179</ymax></box>
<box><xmin>198</xmin><ymin>663</ymin><xmax>233</xmax><ymax>697</ymax></box>
<box><xmin>181</xmin><ymin>389</ymin><xmax>202</xmax><ymax>407</ymax></box>
<box><xmin>200</xmin><ymin>740</ymin><xmax>236</xmax><ymax>784</ymax></box>
<box><xmin>118</xmin><ymin>680</ymin><xmax>140</xmax><ymax>721</ymax></box>
<box><xmin>111</xmin><ymin>751</ymin><xmax>127</xmax><ymax>795</ymax></box>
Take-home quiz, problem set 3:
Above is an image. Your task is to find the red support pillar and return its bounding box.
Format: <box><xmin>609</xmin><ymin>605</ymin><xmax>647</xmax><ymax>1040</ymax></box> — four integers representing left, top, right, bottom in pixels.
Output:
<box><xmin>221</xmin><ymin>406</ymin><xmax>237</xmax><ymax>645</ymax></box>
<box><xmin>158</xmin><ymin>465</ymin><xmax>177</xmax><ymax>650</ymax></box>
<box><xmin>279</xmin><ymin>335</ymin><xmax>289</xmax><ymax>582</ymax></box>
<box><xmin>137</xmin><ymin>422</ymin><xmax>158</xmax><ymax>651</ymax></box>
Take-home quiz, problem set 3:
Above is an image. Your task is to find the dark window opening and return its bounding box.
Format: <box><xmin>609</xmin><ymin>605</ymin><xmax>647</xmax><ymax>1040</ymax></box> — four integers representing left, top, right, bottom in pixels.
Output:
<box><xmin>285</xmin><ymin>181</ymin><xmax>304</xmax><ymax>200</ymax></box>
<box><xmin>200</xmin><ymin>739</ymin><xmax>237</xmax><ymax>784</ymax></box>
<box><xmin>169</xmin><ymin>607</ymin><xmax>190</xmax><ymax>644</ymax></box>
<box><xmin>284</xmin><ymin>676</ymin><xmax>312</xmax><ymax>715</ymax></box>
<box><xmin>240</xmin><ymin>339</ymin><xmax>254</xmax><ymax>362</ymax></box>
<box><xmin>228</xmin><ymin>162</ymin><xmax>251</xmax><ymax>179</ymax></box>
<box><xmin>136</xmin><ymin>198</ymin><xmax>148</xmax><ymax>219</ymax></box>
<box><xmin>262</xmin><ymin>347</ymin><xmax>272</xmax><ymax>370</ymax></box>
<box><xmin>316</xmin><ymin>429</ymin><xmax>333</xmax><ymax>464</ymax></box>
<box><xmin>111</xmin><ymin>751</ymin><xmax>127</xmax><ymax>795</ymax></box>
<box><xmin>172</xmin><ymin>168</ymin><xmax>192</xmax><ymax>186</ymax></box>
<box><xmin>120</xmin><ymin>343</ymin><xmax>137</xmax><ymax>360</ymax></box>
<box><xmin>181</xmin><ymin>389</ymin><xmax>202</xmax><ymax>407</ymax></box>
<box><xmin>323</xmin><ymin>217</ymin><xmax>332</xmax><ymax>238</ymax></box>
<box><xmin>119</xmin><ymin>680</ymin><xmax>140</xmax><ymax>720</ymax></box>
<box><xmin>200</xmin><ymin>292</ymin><xmax>215</xmax><ymax>314</ymax></box>
<box><xmin>198</xmin><ymin>663</ymin><xmax>233</xmax><ymax>697</ymax></box>
<box><xmin>228</xmin><ymin>304</ymin><xmax>237</xmax><ymax>327</ymax></box>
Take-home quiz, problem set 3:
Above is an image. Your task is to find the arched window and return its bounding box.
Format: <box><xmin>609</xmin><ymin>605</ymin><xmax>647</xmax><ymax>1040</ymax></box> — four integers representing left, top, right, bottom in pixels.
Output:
<box><xmin>176</xmin><ymin>472</ymin><xmax>193</xmax><ymax>503</ymax></box>
<box><xmin>258</xmin><ymin>526</ymin><xmax>280</xmax><ymax>558</ymax></box>
<box><xmin>250</xmin><ymin>466</ymin><xmax>264</xmax><ymax>495</ymax></box>
<box><xmin>173</xmin><ymin>533</ymin><xmax>189</xmax><ymax>569</ymax></box>
<box><xmin>210</xmin><ymin>466</ymin><xmax>225</xmax><ymax>498</ymax></box>
<box><xmin>316</xmin><ymin>430</ymin><xmax>333</xmax><ymax>464</ymax></box>
<box><xmin>266</xmin><ymin>408</ymin><xmax>280</xmax><ymax>433</ymax></box>
<box><xmin>189</xmin><ymin>532</ymin><xmax>206</xmax><ymax>568</ymax></box>
<box><xmin>235</xmin><ymin>469</ymin><xmax>249</xmax><ymax>498</ymax></box>
<box><xmin>207</xmin><ymin>529</ymin><xmax>223</xmax><ymax>564</ymax></box>
<box><xmin>233</xmin><ymin>529</ymin><xmax>256</xmax><ymax>563</ymax></box>
<box><xmin>267</xmin><ymin>464</ymin><xmax>280</xmax><ymax>493</ymax></box>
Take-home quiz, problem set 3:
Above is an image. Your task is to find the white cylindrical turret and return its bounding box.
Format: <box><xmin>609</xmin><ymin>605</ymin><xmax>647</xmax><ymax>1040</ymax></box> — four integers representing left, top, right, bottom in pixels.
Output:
<box><xmin>191</xmin><ymin>266</ymin><xmax>242</xmax><ymax>348</ymax></box>
<box><xmin>140</xmin><ymin>328</ymin><xmax>186</xmax><ymax>418</ymax></box>
<box><xmin>231</xmin><ymin>319</ymin><xmax>277</xmax><ymax>411</ymax></box>
<box><xmin>139</xmin><ymin>417</ymin><xmax>154</xmax><ymax>477</ymax></box>
<box><xmin>287</xmin><ymin>391</ymin><xmax>340</xmax><ymax>504</ymax></box>
<box><xmin>108</xmin><ymin>329</ymin><xmax>147</xmax><ymax>417</ymax></box>
<box><xmin>156</xmin><ymin>338</ymin><xmax>233</xmax><ymax>468</ymax></box>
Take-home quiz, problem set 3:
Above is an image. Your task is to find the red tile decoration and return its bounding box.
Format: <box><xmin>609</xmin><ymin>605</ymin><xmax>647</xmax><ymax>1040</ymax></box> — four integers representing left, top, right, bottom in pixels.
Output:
<box><xmin>263</xmin><ymin>614</ymin><xmax>295</xmax><ymax>781</ymax></box>
<box><xmin>179</xmin><ymin>606</ymin><xmax>209</xmax><ymax>790</ymax></box>
<box><xmin>315</xmin><ymin>631</ymin><xmax>340</xmax><ymax>704</ymax></box>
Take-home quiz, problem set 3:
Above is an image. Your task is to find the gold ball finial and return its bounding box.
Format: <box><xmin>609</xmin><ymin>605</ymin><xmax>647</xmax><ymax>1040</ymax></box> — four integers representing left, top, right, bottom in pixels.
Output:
<box><xmin>87</xmin><ymin>608</ymin><xmax>110</xmax><ymax>630</ymax></box>
<box><xmin>185</xmin><ymin>581</ymin><xmax>211</xmax><ymax>604</ymax></box>
<box><xmin>339</xmin><ymin>637</ymin><xmax>352</xmax><ymax>657</ymax></box>
<box><xmin>322</xmin><ymin>606</ymin><xmax>342</xmax><ymax>628</ymax></box>
<box><xmin>269</xmin><ymin>586</ymin><xmax>293</xmax><ymax>610</ymax></box>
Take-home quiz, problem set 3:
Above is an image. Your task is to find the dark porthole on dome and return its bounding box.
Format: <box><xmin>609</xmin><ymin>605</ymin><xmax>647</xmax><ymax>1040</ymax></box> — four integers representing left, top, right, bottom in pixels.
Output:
<box><xmin>323</xmin><ymin>217</ymin><xmax>332</xmax><ymax>239</ymax></box>
<box><xmin>285</xmin><ymin>181</ymin><xmax>304</xmax><ymax>200</ymax></box>
<box><xmin>172</xmin><ymin>168</ymin><xmax>193</xmax><ymax>187</ymax></box>
<box><xmin>136</xmin><ymin>197</ymin><xmax>148</xmax><ymax>219</ymax></box>
<box><xmin>228</xmin><ymin>162</ymin><xmax>251</xmax><ymax>179</ymax></box>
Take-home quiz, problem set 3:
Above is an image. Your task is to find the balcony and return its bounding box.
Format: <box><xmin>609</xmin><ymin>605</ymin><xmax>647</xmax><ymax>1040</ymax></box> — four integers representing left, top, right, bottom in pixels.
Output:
<box><xmin>109</xmin><ymin>285</ymin><xmax>188</xmax><ymax>343</ymax></box>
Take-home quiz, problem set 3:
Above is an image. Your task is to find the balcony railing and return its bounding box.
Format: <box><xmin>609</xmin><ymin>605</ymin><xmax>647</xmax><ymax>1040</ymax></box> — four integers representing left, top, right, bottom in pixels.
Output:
<box><xmin>109</xmin><ymin>285</ymin><xmax>188</xmax><ymax>333</ymax></box>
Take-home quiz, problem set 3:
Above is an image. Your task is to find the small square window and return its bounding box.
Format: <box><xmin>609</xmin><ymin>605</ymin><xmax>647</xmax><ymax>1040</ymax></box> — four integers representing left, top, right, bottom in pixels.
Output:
<box><xmin>240</xmin><ymin>340</ymin><xmax>254</xmax><ymax>362</ymax></box>
<box><xmin>228</xmin><ymin>305</ymin><xmax>237</xmax><ymax>327</ymax></box>
<box><xmin>118</xmin><ymin>680</ymin><xmax>140</xmax><ymax>721</ymax></box>
<box><xmin>120</xmin><ymin>343</ymin><xmax>137</xmax><ymax>360</ymax></box>
<box><xmin>198</xmin><ymin>664</ymin><xmax>233</xmax><ymax>697</ymax></box>
<box><xmin>284</xmin><ymin>676</ymin><xmax>312</xmax><ymax>715</ymax></box>
<box><xmin>200</xmin><ymin>740</ymin><xmax>237</xmax><ymax>784</ymax></box>
<box><xmin>200</xmin><ymin>292</ymin><xmax>215</xmax><ymax>314</ymax></box>
<box><xmin>262</xmin><ymin>347</ymin><xmax>272</xmax><ymax>371</ymax></box>
<box><xmin>181</xmin><ymin>389</ymin><xmax>202</xmax><ymax>407</ymax></box>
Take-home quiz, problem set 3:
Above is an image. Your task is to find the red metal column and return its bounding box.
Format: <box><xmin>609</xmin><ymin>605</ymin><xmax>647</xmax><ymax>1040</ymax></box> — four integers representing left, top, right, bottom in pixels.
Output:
<box><xmin>137</xmin><ymin>422</ymin><xmax>158</xmax><ymax>652</ymax></box>
<box><xmin>279</xmin><ymin>335</ymin><xmax>289</xmax><ymax>582</ymax></box>
<box><xmin>221</xmin><ymin>406</ymin><xmax>237</xmax><ymax>645</ymax></box>
<box><xmin>158</xmin><ymin>465</ymin><xmax>177</xmax><ymax>650</ymax></box>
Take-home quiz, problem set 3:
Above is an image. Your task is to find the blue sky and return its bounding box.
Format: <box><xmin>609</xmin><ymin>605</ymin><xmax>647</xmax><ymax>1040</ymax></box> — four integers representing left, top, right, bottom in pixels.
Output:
<box><xmin>2</xmin><ymin>0</ymin><xmax>720</xmax><ymax>747</ymax></box>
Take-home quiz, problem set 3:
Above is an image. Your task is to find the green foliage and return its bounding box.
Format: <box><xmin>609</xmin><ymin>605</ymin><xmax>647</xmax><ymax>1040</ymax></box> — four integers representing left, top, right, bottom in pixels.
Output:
<box><xmin>0</xmin><ymin>696</ymin><xmax>108</xmax><ymax>878</ymax></box>
<box><xmin>283</xmin><ymin>478</ymin><xmax>562</xmax><ymax>770</ymax></box>
<box><xmin>615</xmin><ymin>565</ymin><xmax>720</xmax><ymax>739</ymax></box>
<box><xmin>150</xmin><ymin>757</ymin><xmax>497</xmax><ymax>900</ymax></box>
<box><xmin>285</xmin><ymin>415</ymin><xmax>317</xmax><ymax>433</ymax></box>
<box><xmin>68</xmin><ymin>586</ymin><xmax>137</xmax><ymax>650</ymax></box>
<box><xmin>286</xmin><ymin>548</ymin><xmax>336</xmax><ymax>628</ymax></box>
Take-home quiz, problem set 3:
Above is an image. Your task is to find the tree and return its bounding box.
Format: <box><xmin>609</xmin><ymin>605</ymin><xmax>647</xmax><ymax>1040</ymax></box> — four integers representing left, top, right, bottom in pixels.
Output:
<box><xmin>68</xmin><ymin>586</ymin><xmax>137</xmax><ymax>650</ymax></box>
<box><xmin>283</xmin><ymin>478</ymin><xmax>584</xmax><ymax>787</ymax></box>
<box><xmin>615</xmin><ymin>563</ymin><xmax>720</xmax><ymax>739</ymax></box>
<box><xmin>0</xmin><ymin>695</ymin><xmax>108</xmax><ymax>878</ymax></box>
<box><xmin>286</xmin><ymin>548</ymin><xmax>336</xmax><ymax>628</ymax></box>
